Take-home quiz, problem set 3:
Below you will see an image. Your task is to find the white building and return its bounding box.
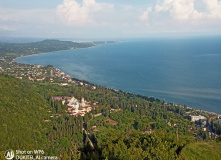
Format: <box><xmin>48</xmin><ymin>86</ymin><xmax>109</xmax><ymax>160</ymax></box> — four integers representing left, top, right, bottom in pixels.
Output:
<box><xmin>81</xmin><ymin>97</ymin><xmax>85</xmax><ymax>107</ymax></box>
<box><xmin>190</xmin><ymin>115</ymin><xmax>207</xmax><ymax>122</ymax></box>
<box><xmin>91</xmin><ymin>86</ymin><xmax>96</xmax><ymax>90</ymax></box>
<box><xmin>61</xmin><ymin>82</ymin><xmax>68</xmax><ymax>86</ymax></box>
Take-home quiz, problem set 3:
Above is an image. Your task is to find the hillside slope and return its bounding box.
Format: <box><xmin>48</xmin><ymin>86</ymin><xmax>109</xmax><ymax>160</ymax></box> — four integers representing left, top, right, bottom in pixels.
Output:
<box><xmin>179</xmin><ymin>142</ymin><xmax>221</xmax><ymax>160</ymax></box>
<box><xmin>0</xmin><ymin>75</ymin><xmax>50</xmax><ymax>151</ymax></box>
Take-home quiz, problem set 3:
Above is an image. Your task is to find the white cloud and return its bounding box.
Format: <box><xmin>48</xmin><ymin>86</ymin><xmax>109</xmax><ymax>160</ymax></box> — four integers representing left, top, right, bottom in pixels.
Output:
<box><xmin>136</xmin><ymin>0</ymin><xmax>221</xmax><ymax>36</ymax></box>
<box><xmin>1</xmin><ymin>0</ymin><xmax>221</xmax><ymax>38</ymax></box>
<box><xmin>57</xmin><ymin>0</ymin><xmax>90</xmax><ymax>25</ymax></box>
<box><xmin>153</xmin><ymin>0</ymin><xmax>221</xmax><ymax>20</ymax></box>
<box><xmin>56</xmin><ymin>0</ymin><xmax>114</xmax><ymax>26</ymax></box>
<box><xmin>0</xmin><ymin>7</ymin><xmax>58</xmax><ymax>37</ymax></box>
<box><xmin>154</xmin><ymin>0</ymin><xmax>204</xmax><ymax>20</ymax></box>
<box><xmin>139</xmin><ymin>7</ymin><xmax>152</xmax><ymax>21</ymax></box>
<box><xmin>204</xmin><ymin>0</ymin><xmax>221</xmax><ymax>18</ymax></box>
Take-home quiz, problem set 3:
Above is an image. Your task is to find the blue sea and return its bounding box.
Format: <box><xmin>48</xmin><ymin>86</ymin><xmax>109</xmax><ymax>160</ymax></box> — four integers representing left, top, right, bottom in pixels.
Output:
<box><xmin>15</xmin><ymin>37</ymin><xmax>221</xmax><ymax>114</ymax></box>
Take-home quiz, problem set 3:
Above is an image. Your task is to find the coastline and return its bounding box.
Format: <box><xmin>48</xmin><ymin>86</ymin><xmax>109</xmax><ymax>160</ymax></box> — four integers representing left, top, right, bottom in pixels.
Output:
<box><xmin>12</xmin><ymin>49</ymin><xmax>75</xmax><ymax>62</ymax></box>
<box><xmin>9</xmin><ymin>42</ymin><xmax>221</xmax><ymax>116</ymax></box>
<box><xmin>13</xmin><ymin>47</ymin><xmax>90</xmax><ymax>62</ymax></box>
<box><xmin>12</xmin><ymin>40</ymin><xmax>121</xmax><ymax>62</ymax></box>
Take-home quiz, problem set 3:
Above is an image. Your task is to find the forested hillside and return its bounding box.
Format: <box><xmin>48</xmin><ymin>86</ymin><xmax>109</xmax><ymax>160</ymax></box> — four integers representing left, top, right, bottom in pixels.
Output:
<box><xmin>0</xmin><ymin>75</ymin><xmax>50</xmax><ymax>150</ymax></box>
<box><xmin>0</xmin><ymin>74</ymin><xmax>221</xmax><ymax>159</ymax></box>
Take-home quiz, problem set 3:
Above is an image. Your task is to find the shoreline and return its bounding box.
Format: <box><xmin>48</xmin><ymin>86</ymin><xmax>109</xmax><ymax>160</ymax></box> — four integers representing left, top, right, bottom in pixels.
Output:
<box><xmin>12</xmin><ymin>40</ymin><xmax>122</xmax><ymax>62</ymax></box>
<box><xmin>12</xmin><ymin>62</ymin><xmax>221</xmax><ymax>116</ymax></box>
<box><xmin>9</xmin><ymin>42</ymin><xmax>221</xmax><ymax>116</ymax></box>
<box><xmin>13</xmin><ymin>47</ymin><xmax>90</xmax><ymax>62</ymax></box>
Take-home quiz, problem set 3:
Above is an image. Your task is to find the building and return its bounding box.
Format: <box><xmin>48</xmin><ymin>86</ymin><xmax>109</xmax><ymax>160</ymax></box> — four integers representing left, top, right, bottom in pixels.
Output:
<box><xmin>144</xmin><ymin>129</ymin><xmax>152</xmax><ymax>134</ymax></box>
<box><xmin>93</xmin><ymin>113</ymin><xmax>102</xmax><ymax>117</ymax></box>
<box><xmin>190</xmin><ymin>115</ymin><xmax>207</xmax><ymax>122</ymax></box>
<box><xmin>67</xmin><ymin>97</ymin><xmax>80</xmax><ymax>112</ymax></box>
<box><xmin>61</xmin><ymin>82</ymin><xmax>68</xmax><ymax>86</ymax></box>
<box><xmin>53</xmin><ymin>96</ymin><xmax>94</xmax><ymax>117</ymax></box>
<box><xmin>75</xmin><ymin>113</ymin><xmax>85</xmax><ymax>117</ymax></box>
<box><xmin>81</xmin><ymin>97</ymin><xmax>85</xmax><ymax>107</ymax></box>
<box><xmin>29</xmin><ymin>77</ymin><xmax>35</xmax><ymax>81</ymax></box>
<box><xmin>36</xmin><ymin>77</ymin><xmax>44</xmax><ymax>81</ymax></box>
<box><xmin>91</xmin><ymin>86</ymin><xmax>96</xmax><ymax>90</ymax></box>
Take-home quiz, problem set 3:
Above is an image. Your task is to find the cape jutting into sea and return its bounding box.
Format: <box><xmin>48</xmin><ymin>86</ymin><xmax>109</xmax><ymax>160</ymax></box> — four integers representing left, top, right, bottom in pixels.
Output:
<box><xmin>15</xmin><ymin>37</ymin><xmax>221</xmax><ymax>114</ymax></box>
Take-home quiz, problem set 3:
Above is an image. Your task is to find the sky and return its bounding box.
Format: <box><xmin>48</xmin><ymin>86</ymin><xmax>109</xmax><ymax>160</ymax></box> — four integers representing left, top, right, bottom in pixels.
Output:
<box><xmin>1</xmin><ymin>0</ymin><xmax>221</xmax><ymax>39</ymax></box>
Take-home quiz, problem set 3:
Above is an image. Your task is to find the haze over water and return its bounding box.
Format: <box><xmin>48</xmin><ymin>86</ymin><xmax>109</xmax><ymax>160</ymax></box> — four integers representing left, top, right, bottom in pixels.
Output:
<box><xmin>15</xmin><ymin>37</ymin><xmax>221</xmax><ymax>114</ymax></box>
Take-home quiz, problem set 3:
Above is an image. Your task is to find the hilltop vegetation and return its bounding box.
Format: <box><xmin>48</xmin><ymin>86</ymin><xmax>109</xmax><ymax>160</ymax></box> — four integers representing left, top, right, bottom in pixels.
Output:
<box><xmin>0</xmin><ymin>75</ymin><xmax>50</xmax><ymax>150</ymax></box>
<box><xmin>179</xmin><ymin>142</ymin><xmax>221</xmax><ymax>160</ymax></box>
<box><xmin>1</xmin><ymin>74</ymin><xmax>220</xmax><ymax>159</ymax></box>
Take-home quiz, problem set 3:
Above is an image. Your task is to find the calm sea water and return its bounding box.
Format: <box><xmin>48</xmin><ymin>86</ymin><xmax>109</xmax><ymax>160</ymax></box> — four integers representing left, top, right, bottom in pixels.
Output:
<box><xmin>15</xmin><ymin>37</ymin><xmax>221</xmax><ymax>113</ymax></box>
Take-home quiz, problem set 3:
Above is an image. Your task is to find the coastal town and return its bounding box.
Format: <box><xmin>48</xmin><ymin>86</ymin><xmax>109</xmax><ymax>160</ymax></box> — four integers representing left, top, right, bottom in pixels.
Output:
<box><xmin>0</xmin><ymin>60</ymin><xmax>97</xmax><ymax>89</ymax></box>
<box><xmin>0</xmin><ymin>40</ymin><xmax>221</xmax><ymax>142</ymax></box>
<box><xmin>1</xmin><ymin>55</ymin><xmax>221</xmax><ymax>139</ymax></box>
<box><xmin>1</xmin><ymin>0</ymin><xmax>221</xmax><ymax>157</ymax></box>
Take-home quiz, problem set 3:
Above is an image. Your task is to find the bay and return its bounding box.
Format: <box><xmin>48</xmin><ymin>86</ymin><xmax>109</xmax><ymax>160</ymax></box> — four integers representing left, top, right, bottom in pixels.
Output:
<box><xmin>15</xmin><ymin>37</ymin><xmax>221</xmax><ymax>114</ymax></box>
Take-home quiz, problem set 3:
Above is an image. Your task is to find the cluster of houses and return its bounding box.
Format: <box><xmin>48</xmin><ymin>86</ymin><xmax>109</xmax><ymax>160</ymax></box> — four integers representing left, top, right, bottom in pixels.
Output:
<box><xmin>52</xmin><ymin>96</ymin><xmax>93</xmax><ymax>117</ymax></box>
<box><xmin>1</xmin><ymin>61</ymin><xmax>98</xmax><ymax>91</ymax></box>
<box><xmin>59</xmin><ymin>80</ymin><xmax>97</xmax><ymax>91</ymax></box>
<box><xmin>74</xmin><ymin>81</ymin><xmax>97</xmax><ymax>90</ymax></box>
<box><xmin>190</xmin><ymin>115</ymin><xmax>207</xmax><ymax>131</ymax></box>
<box><xmin>0</xmin><ymin>62</ymin><xmax>66</xmax><ymax>81</ymax></box>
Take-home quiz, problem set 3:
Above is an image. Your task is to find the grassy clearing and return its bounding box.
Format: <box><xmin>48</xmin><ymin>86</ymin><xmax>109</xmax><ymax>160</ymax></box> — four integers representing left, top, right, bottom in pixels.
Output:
<box><xmin>179</xmin><ymin>141</ymin><xmax>221</xmax><ymax>160</ymax></box>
